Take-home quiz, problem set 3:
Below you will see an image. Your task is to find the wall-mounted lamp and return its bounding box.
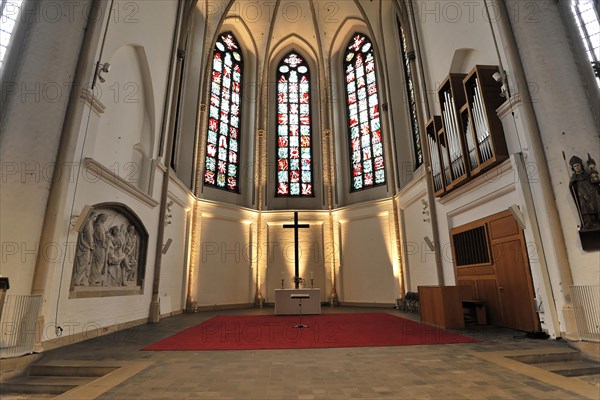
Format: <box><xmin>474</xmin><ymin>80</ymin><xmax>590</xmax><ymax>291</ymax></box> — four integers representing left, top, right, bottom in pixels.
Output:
<box><xmin>95</xmin><ymin>62</ymin><xmax>111</xmax><ymax>84</ymax></box>
<box><xmin>493</xmin><ymin>70</ymin><xmax>508</xmax><ymax>98</ymax></box>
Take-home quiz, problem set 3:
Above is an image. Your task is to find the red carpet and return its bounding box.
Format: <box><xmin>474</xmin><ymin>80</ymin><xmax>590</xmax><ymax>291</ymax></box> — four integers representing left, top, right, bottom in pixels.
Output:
<box><xmin>143</xmin><ymin>313</ymin><xmax>477</xmax><ymax>351</ymax></box>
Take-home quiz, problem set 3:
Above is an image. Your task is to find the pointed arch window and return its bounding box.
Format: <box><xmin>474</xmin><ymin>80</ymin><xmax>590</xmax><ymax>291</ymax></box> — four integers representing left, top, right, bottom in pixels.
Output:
<box><xmin>397</xmin><ymin>18</ymin><xmax>423</xmax><ymax>168</ymax></box>
<box><xmin>1</xmin><ymin>0</ymin><xmax>25</xmax><ymax>70</ymax></box>
<box><xmin>572</xmin><ymin>0</ymin><xmax>600</xmax><ymax>85</ymax></box>
<box><xmin>344</xmin><ymin>33</ymin><xmax>385</xmax><ymax>191</ymax></box>
<box><xmin>276</xmin><ymin>52</ymin><xmax>313</xmax><ymax>197</ymax></box>
<box><xmin>204</xmin><ymin>32</ymin><xmax>243</xmax><ymax>192</ymax></box>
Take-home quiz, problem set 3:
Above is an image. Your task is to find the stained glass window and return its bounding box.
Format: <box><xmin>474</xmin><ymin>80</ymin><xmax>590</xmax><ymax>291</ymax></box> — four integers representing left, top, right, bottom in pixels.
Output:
<box><xmin>204</xmin><ymin>32</ymin><xmax>243</xmax><ymax>192</ymax></box>
<box><xmin>572</xmin><ymin>0</ymin><xmax>600</xmax><ymax>85</ymax></box>
<box><xmin>344</xmin><ymin>33</ymin><xmax>385</xmax><ymax>191</ymax></box>
<box><xmin>1</xmin><ymin>0</ymin><xmax>25</xmax><ymax>70</ymax></box>
<box><xmin>276</xmin><ymin>52</ymin><xmax>313</xmax><ymax>197</ymax></box>
<box><xmin>398</xmin><ymin>18</ymin><xmax>423</xmax><ymax>168</ymax></box>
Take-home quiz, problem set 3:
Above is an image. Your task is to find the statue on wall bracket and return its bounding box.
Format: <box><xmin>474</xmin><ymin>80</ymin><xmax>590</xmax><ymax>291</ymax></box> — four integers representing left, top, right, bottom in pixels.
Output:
<box><xmin>568</xmin><ymin>154</ymin><xmax>600</xmax><ymax>251</ymax></box>
<box><xmin>70</xmin><ymin>203</ymin><xmax>148</xmax><ymax>298</ymax></box>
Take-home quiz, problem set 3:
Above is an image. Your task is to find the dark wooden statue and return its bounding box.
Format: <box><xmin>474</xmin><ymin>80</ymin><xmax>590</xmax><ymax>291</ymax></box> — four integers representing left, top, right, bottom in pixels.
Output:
<box><xmin>569</xmin><ymin>155</ymin><xmax>600</xmax><ymax>230</ymax></box>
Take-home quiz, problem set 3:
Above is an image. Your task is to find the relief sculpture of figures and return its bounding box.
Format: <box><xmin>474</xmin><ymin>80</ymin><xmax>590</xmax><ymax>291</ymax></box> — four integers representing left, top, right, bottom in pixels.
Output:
<box><xmin>73</xmin><ymin>212</ymin><xmax>97</xmax><ymax>285</ymax></box>
<box><xmin>89</xmin><ymin>213</ymin><xmax>109</xmax><ymax>286</ymax></box>
<box><xmin>106</xmin><ymin>226</ymin><xmax>127</xmax><ymax>286</ymax></box>
<box><xmin>71</xmin><ymin>206</ymin><xmax>145</xmax><ymax>293</ymax></box>
<box><xmin>569</xmin><ymin>155</ymin><xmax>600</xmax><ymax>230</ymax></box>
<box><xmin>122</xmin><ymin>225</ymin><xmax>138</xmax><ymax>282</ymax></box>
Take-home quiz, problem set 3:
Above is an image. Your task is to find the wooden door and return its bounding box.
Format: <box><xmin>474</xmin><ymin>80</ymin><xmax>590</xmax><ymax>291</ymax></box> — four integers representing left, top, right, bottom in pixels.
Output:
<box><xmin>452</xmin><ymin>210</ymin><xmax>540</xmax><ymax>332</ymax></box>
<box><xmin>489</xmin><ymin>214</ymin><xmax>539</xmax><ymax>332</ymax></box>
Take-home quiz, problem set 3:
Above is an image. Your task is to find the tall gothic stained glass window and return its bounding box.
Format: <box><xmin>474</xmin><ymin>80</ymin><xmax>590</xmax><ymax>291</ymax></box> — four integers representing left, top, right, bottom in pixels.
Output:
<box><xmin>572</xmin><ymin>0</ymin><xmax>600</xmax><ymax>85</ymax></box>
<box><xmin>344</xmin><ymin>33</ymin><xmax>385</xmax><ymax>191</ymax></box>
<box><xmin>204</xmin><ymin>32</ymin><xmax>243</xmax><ymax>192</ymax></box>
<box><xmin>1</xmin><ymin>0</ymin><xmax>25</xmax><ymax>70</ymax></box>
<box><xmin>398</xmin><ymin>18</ymin><xmax>423</xmax><ymax>168</ymax></box>
<box><xmin>276</xmin><ymin>52</ymin><xmax>313</xmax><ymax>197</ymax></box>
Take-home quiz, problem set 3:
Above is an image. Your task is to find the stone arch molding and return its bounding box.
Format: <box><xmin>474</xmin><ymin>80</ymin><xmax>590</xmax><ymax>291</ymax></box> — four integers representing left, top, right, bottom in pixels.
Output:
<box><xmin>92</xmin><ymin>44</ymin><xmax>156</xmax><ymax>194</ymax></box>
<box><xmin>69</xmin><ymin>203</ymin><xmax>148</xmax><ymax>298</ymax></box>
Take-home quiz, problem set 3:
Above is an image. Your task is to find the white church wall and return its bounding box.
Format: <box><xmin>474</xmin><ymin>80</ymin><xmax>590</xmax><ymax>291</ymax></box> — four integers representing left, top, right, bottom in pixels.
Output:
<box><xmin>412</xmin><ymin>1</ymin><xmax>504</xmax><ymax>116</ymax></box>
<box><xmin>36</xmin><ymin>1</ymin><xmax>183</xmax><ymax>343</ymax></box>
<box><xmin>95</xmin><ymin>0</ymin><xmax>178</xmax><ymax>161</ymax></box>
<box><xmin>505</xmin><ymin>0</ymin><xmax>600</xmax><ymax>286</ymax></box>
<box><xmin>335</xmin><ymin>200</ymin><xmax>400</xmax><ymax>304</ymax></box>
<box><xmin>0</xmin><ymin>0</ymin><xmax>92</xmax><ymax>296</ymax></box>
<box><xmin>195</xmin><ymin>202</ymin><xmax>255</xmax><ymax>307</ymax></box>
<box><xmin>397</xmin><ymin>176</ymin><xmax>439</xmax><ymax>292</ymax></box>
<box><xmin>92</xmin><ymin>44</ymin><xmax>155</xmax><ymax>193</ymax></box>
<box><xmin>158</xmin><ymin>182</ymin><xmax>194</xmax><ymax>315</ymax></box>
<box><xmin>263</xmin><ymin>212</ymin><xmax>329</xmax><ymax>303</ymax></box>
<box><xmin>40</xmin><ymin>178</ymin><xmax>161</xmax><ymax>343</ymax></box>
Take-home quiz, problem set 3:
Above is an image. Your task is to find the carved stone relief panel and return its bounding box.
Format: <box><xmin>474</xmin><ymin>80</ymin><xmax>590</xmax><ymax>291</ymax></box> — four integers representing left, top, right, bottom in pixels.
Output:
<box><xmin>70</xmin><ymin>203</ymin><xmax>148</xmax><ymax>298</ymax></box>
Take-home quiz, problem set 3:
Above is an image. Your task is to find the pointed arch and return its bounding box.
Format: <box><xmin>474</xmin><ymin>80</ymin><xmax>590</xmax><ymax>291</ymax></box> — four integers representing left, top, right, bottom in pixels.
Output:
<box><xmin>274</xmin><ymin>51</ymin><xmax>314</xmax><ymax>197</ymax></box>
<box><xmin>203</xmin><ymin>32</ymin><xmax>244</xmax><ymax>192</ymax></box>
<box><xmin>396</xmin><ymin>16</ymin><xmax>423</xmax><ymax>169</ymax></box>
<box><xmin>197</xmin><ymin>13</ymin><xmax>259</xmax><ymax>206</ymax></box>
<box><xmin>265</xmin><ymin>35</ymin><xmax>325</xmax><ymax>209</ymax></box>
<box><xmin>343</xmin><ymin>32</ymin><xmax>386</xmax><ymax>191</ymax></box>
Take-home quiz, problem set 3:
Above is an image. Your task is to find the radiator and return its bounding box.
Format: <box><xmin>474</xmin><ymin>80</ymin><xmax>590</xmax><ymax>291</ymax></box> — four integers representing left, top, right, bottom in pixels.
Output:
<box><xmin>0</xmin><ymin>295</ymin><xmax>43</xmax><ymax>358</ymax></box>
<box><xmin>570</xmin><ymin>285</ymin><xmax>600</xmax><ymax>342</ymax></box>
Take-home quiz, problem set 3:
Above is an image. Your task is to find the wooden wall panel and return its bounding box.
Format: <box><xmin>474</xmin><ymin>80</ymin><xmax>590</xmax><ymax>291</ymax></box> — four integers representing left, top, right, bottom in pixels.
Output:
<box><xmin>489</xmin><ymin>214</ymin><xmax>519</xmax><ymax>240</ymax></box>
<box><xmin>476</xmin><ymin>279</ymin><xmax>503</xmax><ymax>325</ymax></box>
<box><xmin>456</xmin><ymin>266</ymin><xmax>495</xmax><ymax>277</ymax></box>
<box><xmin>452</xmin><ymin>210</ymin><xmax>539</xmax><ymax>331</ymax></box>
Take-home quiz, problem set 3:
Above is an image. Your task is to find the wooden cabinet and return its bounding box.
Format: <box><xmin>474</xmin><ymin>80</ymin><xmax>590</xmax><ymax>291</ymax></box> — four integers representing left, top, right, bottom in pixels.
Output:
<box><xmin>418</xmin><ymin>286</ymin><xmax>465</xmax><ymax>329</ymax></box>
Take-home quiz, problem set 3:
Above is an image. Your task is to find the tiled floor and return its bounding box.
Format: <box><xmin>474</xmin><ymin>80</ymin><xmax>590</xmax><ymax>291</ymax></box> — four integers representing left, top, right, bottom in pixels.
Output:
<box><xmin>4</xmin><ymin>307</ymin><xmax>599</xmax><ymax>399</ymax></box>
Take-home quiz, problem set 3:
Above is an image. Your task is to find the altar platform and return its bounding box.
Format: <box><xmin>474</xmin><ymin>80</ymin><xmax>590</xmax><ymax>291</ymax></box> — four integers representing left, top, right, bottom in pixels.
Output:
<box><xmin>274</xmin><ymin>288</ymin><xmax>321</xmax><ymax>315</ymax></box>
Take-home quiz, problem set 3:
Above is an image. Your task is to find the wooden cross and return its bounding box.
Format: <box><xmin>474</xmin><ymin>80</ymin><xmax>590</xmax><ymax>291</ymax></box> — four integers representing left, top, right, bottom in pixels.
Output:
<box><xmin>283</xmin><ymin>212</ymin><xmax>310</xmax><ymax>289</ymax></box>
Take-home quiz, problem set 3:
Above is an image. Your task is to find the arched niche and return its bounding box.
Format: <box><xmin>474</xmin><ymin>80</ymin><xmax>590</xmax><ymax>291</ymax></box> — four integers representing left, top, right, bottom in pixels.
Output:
<box><xmin>69</xmin><ymin>202</ymin><xmax>148</xmax><ymax>298</ymax></box>
<box><xmin>92</xmin><ymin>45</ymin><xmax>156</xmax><ymax>194</ymax></box>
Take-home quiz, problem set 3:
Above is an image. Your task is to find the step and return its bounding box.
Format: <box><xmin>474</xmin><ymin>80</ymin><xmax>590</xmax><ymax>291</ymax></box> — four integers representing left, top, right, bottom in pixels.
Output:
<box><xmin>508</xmin><ymin>351</ymin><xmax>581</xmax><ymax>364</ymax></box>
<box><xmin>538</xmin><ymin>360</ymin><xmax>600</xmax><ymax>377</ymax></box>
<box><xmin>0</xmin><ymin>376</ymin><xmax>96</xmax><ymax>395</ymax></box>
<box><xmin>29</xmin><ymin>365</ymin><xmax>116</xmax><ymax>377</ymax></box>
